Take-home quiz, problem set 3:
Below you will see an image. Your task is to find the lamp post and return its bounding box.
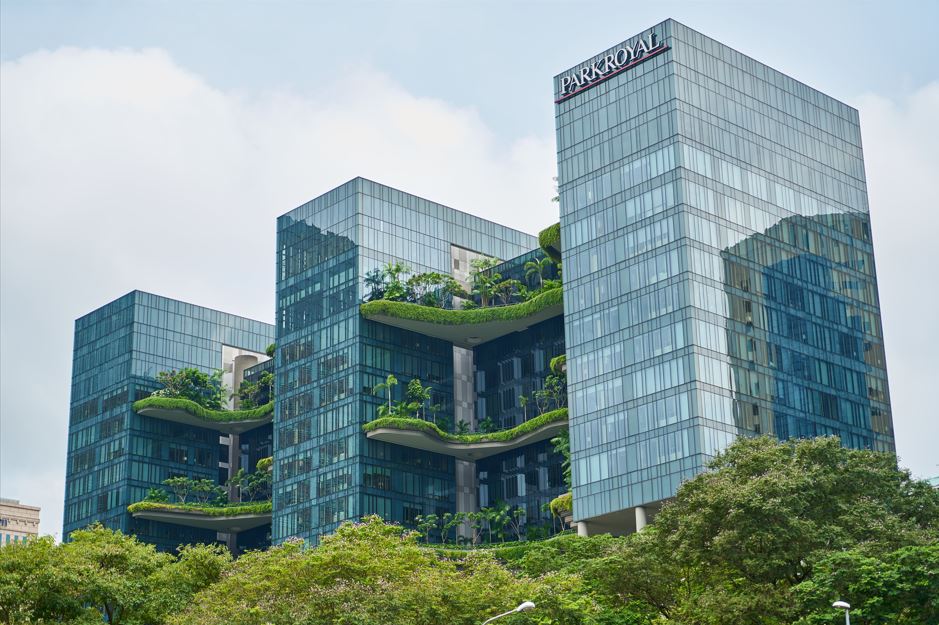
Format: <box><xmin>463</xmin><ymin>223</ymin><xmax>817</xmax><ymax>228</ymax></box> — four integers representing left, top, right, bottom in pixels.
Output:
<box><xmin>833</xmin><ymin>600</ymin><xmax>851</xmax><ymax>625</ymax></box>
<box><xmin>481</xmin><ymin>601</ymin><xmax>536</xmax><ymax>624</ymax></box>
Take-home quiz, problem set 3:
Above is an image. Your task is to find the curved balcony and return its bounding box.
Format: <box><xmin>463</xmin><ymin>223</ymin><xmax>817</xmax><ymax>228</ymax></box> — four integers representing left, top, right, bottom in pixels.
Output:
<box><xmin>132</xmin><ymin>397</ymin><xmax>273</xmax><ymax>434</ymax></box>
<box><xmin>127</xmin><ymin>501</ymin><xmax>272</xmax><ymax>533</ymax></box>
<box><xmin>360</xmin><ymin>288</ymin><xmax>562</xmax><ymax>348</ymax></box>
<box><xmin>363</xmin><ymin>408</ymin><xmax>568</xmax><ymax>461</ymax></box>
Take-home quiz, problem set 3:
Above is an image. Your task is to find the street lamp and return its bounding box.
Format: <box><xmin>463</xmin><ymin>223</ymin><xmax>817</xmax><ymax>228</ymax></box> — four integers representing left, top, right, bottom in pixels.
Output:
<box><xmin>833</xmin><ymin>600</ymin><xmax>851</xmax><ymax>625</ymax></box>
<box><xmin>481</xmin><ymin>601</ymin><xmax>536</xmax><ymax>624</ymax></box>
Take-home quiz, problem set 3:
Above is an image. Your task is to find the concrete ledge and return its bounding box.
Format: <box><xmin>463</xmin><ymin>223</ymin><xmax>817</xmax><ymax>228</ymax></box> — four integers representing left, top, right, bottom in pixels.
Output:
<box><xmin>365</xmin><ymin>417</ymin><xmax>568</xmax><ymax>461</ymax></box>
<box><xmin>130</xmin><ymin>508</ymin><xmax>272</xmax><ymax>533</ymax></box>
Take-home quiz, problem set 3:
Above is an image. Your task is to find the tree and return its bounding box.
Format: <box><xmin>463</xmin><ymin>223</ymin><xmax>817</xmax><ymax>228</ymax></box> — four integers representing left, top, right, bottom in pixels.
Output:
<box><xmin>478</xmin><ymin>416</ymin><xmax>496</xmax><ymax>433</ymax></box>
<box><xmin>406</xmin><ymin>378</ymin><xmax>432</xmax><ymax>420</ymax></box>
<box><xmin>793</xmin><ymin>544</ymin><xmax>939</xmax><ymax>624</ymax></box>
<box><xmin>469</xmin><ymin>257</ymin><xmax>502</xmax><ymax>307</ymax></box>
<box><xmin>550</xmin><ymin>428</ymin><xmax>572</xmax><ymax>489</ymax></box>
<box><xmin>414</xmin><ymin>514</ymin><xmax>439</xmax><ymax>543</ymax></box>
<box><xmin>493</xmin><ymin>278</ymin><xmax>521</xmax><ymax>306</ymax></box>
<box><xmin>382</xmin><ymin>261</ymin><xmax>411</xmax><ymax>301</ymax></box>
<box><xmin>372</xmin><ymin>374</ymin><xmax>398</xmax><ymax>413</ymax></box>
<box><xmin>363</xmin><ymin>267</ymin><xmax>387</xmax><ymax>302</ymax></box>
<box><xmin>505</xmin><ymin>505</ymin><xmax>526</xmax><ymax>542</ymax></box>
<box><xmin>163</xmin><ymin>476</ymin><xmax>193</xmax><ymax>503</ymax></box>
<box><xmin>524</xmin><ymin>256</ymin><xmax>553</xmax><ymax>290</ymax></box>
<box><xmin>153</xmin><ymin>367</ymin><xmax>227</xmax><ymax>410</ymax></box>
<box><xmin>144</xmin><ymin>487</ymin><xmax>169</xmax><ymax>502</ymax></box>
<box><xmin>519</xmin><ymin>394</ymin><xmax>529</xmax><ymax>420</ymax></box>
<box><xmin>455</xmin><ymin>420</ymin><xmax>470</xmax><ymax>435</ymax></box>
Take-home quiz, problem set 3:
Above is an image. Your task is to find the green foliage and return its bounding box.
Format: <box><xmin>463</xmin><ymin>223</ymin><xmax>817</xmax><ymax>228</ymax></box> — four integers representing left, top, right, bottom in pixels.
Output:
<box><xmin>227</xmin><ymin>465</ymin><xmax>273</xmax><ymax>502</ymax></box>
<box><xmin>0</xmin><ymin>524</ymin><xmax>229</xmax><ymax>624</ymax></box>
<box><xmin>469</xmin><ymin>256</ymin><xmax>503</xmax><ymax>307</ymax></box>
<box><xmin>550</xmin><ymin>353</ymin><xmax>566</xmax><ymax>375</ymax></box>
<box><xmin>255</xmin><ymin>456</ymin><xmax>273</xmax><ymax>472</ymax></box>
<box><xmin>364</xmin><ymin>262</ymin><xmax>468</xmax><ymax>306</ymax></box>
<box><xmin>792</xmin><ymin>544</ymin><xmax>939</xmax><ymax>624</ymax></box>
<box><xmin>152</xmin><ymin>367</ymin><xmax>227</xmax><ymax>410</ymax></box>
<box><xmin>171</xmin><ymin>516</ymin><xmax>597</xmax><ymax>625</ymax></box>
<box><xmin>144</xmin><ymin>487</ymin><xmax>169</xmax><ymax>502</ymax></box>
<box><xmin>363</xmin><ymin>407</ymin><xmax>568</xmax><ymax>443</ymax></box>
<box><xmin>550</xmin><ymin>492</ymin><xmax>573</xmax><ymax>517</ymax></box>
<box><xmin>539</xmin><ymin>222</ymin><xmax>562</xmax><ymax>262</ymax></box>
<box><xmin>127</xmin><ymin>500</ymin><xmax>273</xmax><ymax>516</ymax></box>
<box><xmin>551</xmin><ymin>428</ymin><xmax>572</xmax><ymax>488</ymax></box>
<box><xmin>360</xmin><ymin>285</ymin><xmax>562</xmax><ymax>326</ymax></box>
<box><xmin>12</xmin><ymin>437</ymin><xmax>936</xmax><ymax>625</ymax></box>
<box><xmin>265</xmin><ymin>343</ymin><xmax>276</xmax><ymax>358</ymax></box>
<box><xmin>133</xmin><ymin>396</ymin><xmax>273</xmax><ymax>423</ymax></box>
<box><xmin>524</xmin><ymin>255</ymin><xmax>554</xmax><ymax>290</ymax></box>
<box><xmin>236</xmin><ymin>371</ymin><xmax>274</xmax><ymax>409</ymax></box>
<box><xmin>533</xmin><ymin>371</ymin><xmax>567</xmax><ymax>414</ymax></box>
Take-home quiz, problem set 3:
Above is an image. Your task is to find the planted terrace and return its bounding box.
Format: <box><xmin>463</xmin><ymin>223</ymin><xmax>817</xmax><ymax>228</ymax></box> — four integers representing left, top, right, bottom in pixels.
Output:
<box><xmin>363</xmin><ymin>407</ymin><xmax>568</xmax><ymax>461</ymax></box>
<box><xmin>127</xmin><ymin>501</ymin><xmax>273</xmax><ymax>532</ymax></box>
<box><xmin>133</xmin><ymin>396</ymin><xmax>273</xmax><ymax>434</ymax></box>
<box><xmin>360</xmin><ymin>287</ymin><xmax>562</xmax><ymax>348</ymax></box>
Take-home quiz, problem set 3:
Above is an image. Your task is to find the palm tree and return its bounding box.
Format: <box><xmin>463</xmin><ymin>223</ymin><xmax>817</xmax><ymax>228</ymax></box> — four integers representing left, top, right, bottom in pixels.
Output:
<box><xmin>524</xmin><ymin>256</ymin><xmax>553</xmax><ymax>290</ymax></box>
<box><xmin>372</xmin><ymin>374</ymin><xmax>398</xmax><ymax>413</ymax></box>
<box><xmin>382</xmin><ymin>262</ymin><xmax>411</xmax><ymax>301</ymax></box>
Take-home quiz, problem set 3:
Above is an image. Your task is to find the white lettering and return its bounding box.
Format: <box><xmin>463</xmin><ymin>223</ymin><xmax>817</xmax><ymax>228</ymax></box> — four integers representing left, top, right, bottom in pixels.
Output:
<box><xmin>559</xmin><ymin>32</ymin><xmax>665</xmax><ymax>100</ymax></box>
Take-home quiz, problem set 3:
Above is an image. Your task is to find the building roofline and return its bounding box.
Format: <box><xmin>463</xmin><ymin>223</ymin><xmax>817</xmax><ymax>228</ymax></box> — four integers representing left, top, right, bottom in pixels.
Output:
<box><xmin>278</xmin><ymin>176</ymin><xmax>540</xmax><ymax>241</ymax></box>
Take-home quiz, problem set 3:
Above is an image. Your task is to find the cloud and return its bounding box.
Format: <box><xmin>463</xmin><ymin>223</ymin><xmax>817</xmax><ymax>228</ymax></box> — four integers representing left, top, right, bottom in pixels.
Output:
<box><xmin>856</xmin><ymin>83</ymin><xmax>939</xmax><ymax>480</ymax></box>
<box><xmin>0</xmin><ymin>47</ymin><xmax>557</xmax><ymax>536</ymax></box>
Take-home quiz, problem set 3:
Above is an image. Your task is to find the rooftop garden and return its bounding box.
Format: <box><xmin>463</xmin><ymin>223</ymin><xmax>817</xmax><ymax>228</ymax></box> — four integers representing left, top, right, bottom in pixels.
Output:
<box><xmin>126</xmin><ymin>501</ymin><xmax>272</xmax><ymax>517</ymax></box>
<box><xmin>129</xmin><ymin>456</ymin><xmax>273</xmax><ymax>519</ymax></box>
<box><xmin>363</xmin><ymin>406</ymin><xmax>568</xmax><ymax>444</ymax></box>
<box><xmin>362</xmin><ymin>254</ymin><xmax>561</xmax><ymax>313</ymax></box>
<box><xmin>133</xmin><ymin>396</ymin><xmax>273</xmax><ymax>423</ymax></box>
<box><xmin>360</xmin><ymin>285</ymin><xmax>561</xmax><ymax>326</ymax></box>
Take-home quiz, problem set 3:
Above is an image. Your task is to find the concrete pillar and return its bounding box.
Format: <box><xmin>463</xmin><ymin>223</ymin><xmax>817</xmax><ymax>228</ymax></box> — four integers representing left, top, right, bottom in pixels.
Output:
<box><xmin>577</xmin><ymin>521</ymin><xmax>590</xmax><ymax>537</ymax></box>
<box><xmin>232</xmin><ymin>354</ymin><xmax>259</xmax><ymax>409</ymax></box>
<box><xmin>452</xmin><ymin>346</ymin><xmax>478</xmax><ymax>542</ymax></box>
<box><xmin>635</xmin><ymin>505</ymin><xmax>647</xmax><ymax>532</ymax></box>
<box><xmin>227</xmin><ymin>434</ymin><xmax>241</xmax><ymax>501</ymax></box>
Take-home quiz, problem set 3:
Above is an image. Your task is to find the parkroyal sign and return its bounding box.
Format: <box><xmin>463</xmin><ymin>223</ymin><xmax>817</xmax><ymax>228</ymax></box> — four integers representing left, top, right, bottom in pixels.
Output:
<box><xmin>556</xmin><ymin>32</ymin><xmax>668</xmax><ymax>103</ymax></box>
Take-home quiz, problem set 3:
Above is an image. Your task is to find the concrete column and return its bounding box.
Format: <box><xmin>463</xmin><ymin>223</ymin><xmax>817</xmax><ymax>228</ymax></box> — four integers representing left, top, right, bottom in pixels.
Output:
<box><xmin>232</xmin><ymin>354</ymin><xmax>259</xmax><ymax>409</ymax></box>
<box><xmin>577</xmin><ymin>521</ymin><xmax>590</xmax><ymax>537</ymax></box>
<box><xmin>635</xmin><ymin>505</ymin><xmax>647</xmax><ymax>532</ymax></box>
<box><xmin>227</xmin><ymin>434</ymin><xmax>241</xmax><ymax>501</ymax></box>
<box><xmin>452</xmin><ymin>346</ymin><xmax>478</xmax><ymax>541</ymax></box>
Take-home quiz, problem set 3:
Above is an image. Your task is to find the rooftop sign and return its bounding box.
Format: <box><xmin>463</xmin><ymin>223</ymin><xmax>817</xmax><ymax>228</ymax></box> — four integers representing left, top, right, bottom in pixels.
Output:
<box><xmin>556</xmin><ymin>32</ymin><xmax>668</xmax><ymax>103</ymax></box>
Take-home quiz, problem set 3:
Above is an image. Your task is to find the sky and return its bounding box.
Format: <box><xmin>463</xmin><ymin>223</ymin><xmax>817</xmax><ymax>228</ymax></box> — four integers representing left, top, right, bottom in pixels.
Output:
<box><xmin>1</xmin><ymin>0</ymin><xmax>937</xmax><ymax>538</ymax></box>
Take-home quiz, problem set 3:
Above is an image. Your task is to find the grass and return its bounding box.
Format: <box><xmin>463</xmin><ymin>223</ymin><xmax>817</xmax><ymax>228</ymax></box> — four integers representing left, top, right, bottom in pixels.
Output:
<box><xmin>132</xmin><ymin>396</ymin><xmax>273</xmax><ymax>423</ymax></box>
<box><xmin>360</xmin><ymin>286</ymin><xmax>562</xmax><ymax>325</ymax></box>
<box><xmin>363</xmin><ymin>407</ymin><xmax>568</xmax><ymax>444</ymax></box>
<box><xmin>127</xmin><ymin>500</ymin><xmax>272</xmax><ymax>516</ymax></box>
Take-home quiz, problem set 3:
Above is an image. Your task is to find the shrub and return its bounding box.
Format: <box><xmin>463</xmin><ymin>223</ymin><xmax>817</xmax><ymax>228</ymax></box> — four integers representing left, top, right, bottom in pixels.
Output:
<box><xmin>363</xmin><ymin>407</ymin><xmax>568</xmax><ymax>444</ymax></box>
<box><xmin>360</xmin><ymin>286</ymin><xmax>562</xmax><ymax>326</ymax></box>
<box><xmin>133</xmin><ymin>396</ymin><xmax>273</xmax><ymax>423</ymax></box>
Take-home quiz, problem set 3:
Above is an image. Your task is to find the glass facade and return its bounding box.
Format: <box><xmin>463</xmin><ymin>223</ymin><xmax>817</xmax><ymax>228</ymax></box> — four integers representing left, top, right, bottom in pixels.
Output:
<box><xmin>65</xmin><ymin>291</ymin><xmax>274</xmax><ymax>549</ymax></box>
<box><xmin>555</xmin><ymin>19</ymin><xmax>893</xmax><ymax>526</ymax></box>
<box><xmin>273</xmin><ymin>177</ymin><xmax>535</xmax><ymax>544</ymax></box>
<box><xmin>64</xmin><ymin>21</ymin><xmax>895</xmax><ymax>547</ymax></box>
